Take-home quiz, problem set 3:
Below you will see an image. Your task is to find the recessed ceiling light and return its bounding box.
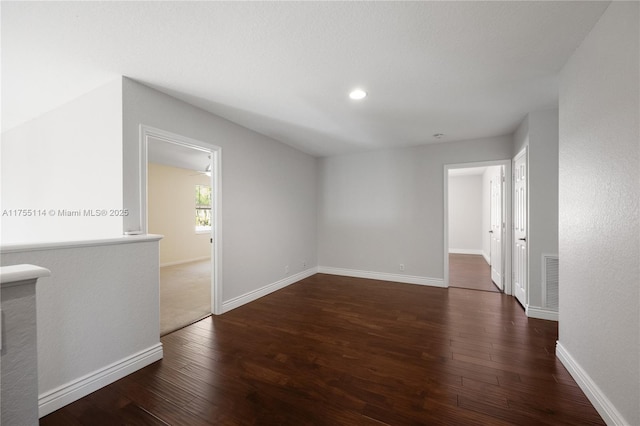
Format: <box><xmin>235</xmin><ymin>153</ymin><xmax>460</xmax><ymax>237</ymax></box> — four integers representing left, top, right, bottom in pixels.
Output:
<box><xmin>349</xmin><ymin>89</ymin><xmax>367</xmax><ymax>100</ymax></box>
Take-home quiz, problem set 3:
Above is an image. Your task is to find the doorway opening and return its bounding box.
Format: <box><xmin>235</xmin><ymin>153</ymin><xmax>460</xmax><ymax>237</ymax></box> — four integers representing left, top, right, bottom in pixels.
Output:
<box><xmin>140</xmin><ymin>126</ymin><xmax>222</xmax><ymax>335</ymax></box>
<box><xmin>444</xmin><ymin>160</ymin><xmax>512</xmax><ymax>295</ymax></box>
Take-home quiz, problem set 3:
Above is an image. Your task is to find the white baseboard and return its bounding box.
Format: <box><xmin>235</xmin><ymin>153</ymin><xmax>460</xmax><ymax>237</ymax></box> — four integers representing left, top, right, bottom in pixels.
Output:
<box><xmin>38</xmin><ymin>343</ymin><xmax>163</xmax><ymax>417</ymax></box>
<box><xmin>482</xmin><ymin>251</ymin><xmax>490</xmax><ymax>264</ymax></box>
<box><xmin>556</xmin><ymin>342</ymin><xmax>628</xmax><ymax>425</ymax></box>
<box><xmin>222</xmin><ymin>267</ymin><xmax>318</xmax><ymax>313</ymax></box>
<box><xmin>317</xmin><ymin>267</ymin><xmax>445</xmax><ymax>288</ymax></box>
<box><xmin>525</xmin><ymin>305</ymin><xmax>558</xmax><ymax>321</ymax></box>
<box><xmin>160</xmin><ymin>256</ymin><xmax>210</xmax><ymax>268</ymax></box>
<box><xmin>449</xmin><ymin>249</ymin><xmax>483</xmax><ymax>255</ymax></box>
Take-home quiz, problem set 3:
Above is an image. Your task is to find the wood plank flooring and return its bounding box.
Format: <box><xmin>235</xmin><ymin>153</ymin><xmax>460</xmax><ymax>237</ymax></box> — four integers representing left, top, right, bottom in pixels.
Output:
<box><xmin>41</xmin><ymin>274</ymin><xmax>603</xmax><ymax>425</ymax></box>
<box><xmin>449</xmin><ymin>254</ymin><xmax>500</xmax><ymax>293</ymax></box>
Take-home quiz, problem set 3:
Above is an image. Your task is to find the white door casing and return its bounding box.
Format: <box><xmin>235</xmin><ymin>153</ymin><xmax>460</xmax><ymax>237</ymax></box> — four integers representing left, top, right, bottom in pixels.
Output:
<box><xmin>490</xmin><ymin>167</ymin><xmax>503</xmax><ymax>290</ymax></box>
<box><xmin>513</xmin><ymin>148</ymin><xmax>528</xmax><ymax>307</ymax></box>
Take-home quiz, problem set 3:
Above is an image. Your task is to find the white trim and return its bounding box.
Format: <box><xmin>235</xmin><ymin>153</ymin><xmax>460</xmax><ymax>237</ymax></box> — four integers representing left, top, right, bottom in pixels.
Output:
<box><xmin>1</xmin><ymin>234</ymin><xmax>163</xmax><ymax>254</ymax></box>
<box><xmin>482</xmin><ymin>251</ymin><xmax>490</xmax><ymax>265</ymax></box>
<box><xmin>556</xmin><ymin>342</ymin><xmax>629</xmax><ymax>426</ymax></box>
<box><xmin>448</xmin><ymin>249</ymin><xmax>483</xmax><ymax>255</ymax></box>
<box><xmin>211</xmin><ymin>147</ymin><xmax>223</xmax><ymax>316</ymax></box>
<box><xmin>525</xmin><ymin>305</ymin><xmax>558</xmax><ymax>321</ymax></box>
<box><xmin>160</xmin><ymin>256</ymin><xmax>211</xmax><ymax>268</ymax></box>
<box><xmin>222</xmin><ymin>267</ymin><xmax>318</xmax><ymax>313</ymax></box>
<box><xmin>318</xmin><ymin>267</ymin><xmax>445</xmax><ymax>288</ymax></box>
<box><xmin>38</xmin><ymin>343</ymin><xmax>163</xmax><ymax>418</ymax></box>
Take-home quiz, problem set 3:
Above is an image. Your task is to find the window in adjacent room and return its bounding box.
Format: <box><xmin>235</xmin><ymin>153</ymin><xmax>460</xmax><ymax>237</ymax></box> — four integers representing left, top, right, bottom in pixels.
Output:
<box><xmin>195</xmin><ymin>184</ymin><xmax>212</xmax><ymax>233</ymax></box>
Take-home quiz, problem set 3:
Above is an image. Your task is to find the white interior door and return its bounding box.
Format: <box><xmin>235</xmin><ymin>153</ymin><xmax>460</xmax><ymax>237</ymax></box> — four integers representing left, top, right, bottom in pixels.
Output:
<box><xmin>513</xmin><ymin>149</ymin><xmax>528</xmax><ymax>307</ymax></box>
<box><xmin>489</xmin><ymin>168</ymin><xmax>503</xmax><ymax>290</ymax></box>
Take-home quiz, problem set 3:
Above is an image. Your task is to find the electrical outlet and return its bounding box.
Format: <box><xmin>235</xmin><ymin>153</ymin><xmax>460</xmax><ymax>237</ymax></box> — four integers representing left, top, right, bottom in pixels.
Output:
<box><xmin>285</xmin><ymin>265</ymin><xmax>290</xmax><ymax>274</ymax></box>
<box><xmin>399</xmin><ymin>264</ymin><xmax>405</xmax><ymax>272</ymax></box>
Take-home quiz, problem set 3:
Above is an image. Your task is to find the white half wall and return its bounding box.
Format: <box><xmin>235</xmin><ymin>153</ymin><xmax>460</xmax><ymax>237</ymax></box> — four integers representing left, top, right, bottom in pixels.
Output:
<box><xmin>558</xmin><ymin>2</ymin><xmax>639</xmax><ymax>425</ymax></box>
<box><xmin>122</xmin><ymin>78</ymin><xmax>318</xmax><ymax>303</ymax></box>
<box><xmin>0</xmin><ymin>236</ymin><xmax>163</xmax><ymax>417</ymax></box>
<box><xmin>0</xmin><ymin>79</ymin><xmax>123</xmax><ymax>244</ymax></box>
<box><xmin>448</xmin><ymin>174</ymin><xmax>483</xmax><ymax>254</ymax></box>
<box><xmin>318</xmin><ymin>137</ymin><xmax>512</xmax><ymax>280</ymax></box>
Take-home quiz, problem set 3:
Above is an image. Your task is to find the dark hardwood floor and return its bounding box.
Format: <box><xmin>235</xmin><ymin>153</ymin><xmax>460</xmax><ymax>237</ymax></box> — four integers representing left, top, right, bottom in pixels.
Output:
<box><xmin>449</xmin><ymin>254</ymin><xmax>501</xmax><ymax>293</ymax></box>
<box><xmin>41</xmin><ymin>274</ymin><xmax>603</xmax><ymax>425</ymax></box>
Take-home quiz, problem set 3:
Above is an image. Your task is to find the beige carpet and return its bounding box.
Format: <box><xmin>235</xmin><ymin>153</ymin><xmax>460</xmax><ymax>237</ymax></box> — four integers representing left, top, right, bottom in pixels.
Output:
<box><xmin>160</xmin><ymin>259</ymin><xmax>211</xmax><ymax>335</ymax></box>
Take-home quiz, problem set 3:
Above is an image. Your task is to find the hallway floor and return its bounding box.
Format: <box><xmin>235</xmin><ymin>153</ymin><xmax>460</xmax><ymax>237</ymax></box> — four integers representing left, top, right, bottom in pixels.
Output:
<box><xmin>449</xmin><ymin>254</ymin><xmax>501</xmax><ymax>293</ymax></box>
<box><xmin>41</xmin><ymin>273</ymin><xmax>603</xmax><ymax>425</ymax></box>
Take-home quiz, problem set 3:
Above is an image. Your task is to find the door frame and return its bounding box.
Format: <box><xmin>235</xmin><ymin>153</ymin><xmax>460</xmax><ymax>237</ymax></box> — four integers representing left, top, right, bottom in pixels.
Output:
<box><xmin>443</xmin><ymin>160</ymin><xmax>513</xmax><ymax>295</ymax></box>
<box><xmin>139</xmin><ymin>125</ymin><xmax>223</xmax><ymax>315</ymax></box>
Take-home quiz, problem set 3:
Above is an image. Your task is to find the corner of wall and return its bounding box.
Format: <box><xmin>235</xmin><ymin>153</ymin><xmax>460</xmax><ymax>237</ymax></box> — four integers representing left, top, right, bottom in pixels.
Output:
<box><xmin>512</xmin><ymin>114</ymin><xmax>530</xmax><ymax>156</ymax></box>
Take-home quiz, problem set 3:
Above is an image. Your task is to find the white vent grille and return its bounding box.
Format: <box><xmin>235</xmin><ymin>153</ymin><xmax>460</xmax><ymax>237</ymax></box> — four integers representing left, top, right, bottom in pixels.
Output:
<box><xmin>543</xmin><ymin>255</ymin><xmax>559</xmax><ymax>311</ymax></box>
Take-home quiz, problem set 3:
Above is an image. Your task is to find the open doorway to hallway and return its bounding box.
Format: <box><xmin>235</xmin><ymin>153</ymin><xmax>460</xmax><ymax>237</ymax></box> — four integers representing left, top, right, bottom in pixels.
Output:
<box><xmin>444</xmin><ymin>161</ymin><xmax>512</xmax><ymax>294</ymax></box>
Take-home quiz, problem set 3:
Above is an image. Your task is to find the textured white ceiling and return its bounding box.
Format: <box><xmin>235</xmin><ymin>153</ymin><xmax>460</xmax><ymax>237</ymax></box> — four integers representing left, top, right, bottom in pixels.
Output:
<box><xmin>2</xmin><ymin>1</ymin><xmax>610</xmax><ymax>157</ymax></box>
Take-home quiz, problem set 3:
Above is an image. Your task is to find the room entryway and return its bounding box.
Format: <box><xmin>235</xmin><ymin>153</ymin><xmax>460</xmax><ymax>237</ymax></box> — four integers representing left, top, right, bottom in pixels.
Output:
<box><xmin>444</xmin><ymin>160</ymin><xmax>512</xmax><ymax>294</ymax></box>
<box><xmin>147</xmin><ymin>143</ymin><xmax>214</xmax><ymax>335</ymax></box>
<box><xmin>140</xmin><ymin>125</ymin><xmax>223</xmax><ymax>336</ymax></box>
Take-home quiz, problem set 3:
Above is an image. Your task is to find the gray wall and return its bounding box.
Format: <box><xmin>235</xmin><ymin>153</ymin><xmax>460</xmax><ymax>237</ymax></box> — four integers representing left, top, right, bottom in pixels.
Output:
<box><xmin>448</xmin><ymin>174</ymin><xmax>483</xmax><ymax>254</ymax></box>
<box><xmin>558</xmin><ymin>2</ymin><xmax>639</xmax><ymax>424</ymax></box>
<box><xmin>318</xmin><ymin>136</ymin><xmax>512</xmax><ymax>280</ymax></box>
<box><xmin>122</xmin><ymin>78</ymin><xmax>318</xmax><ymax>303</ymax></box>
